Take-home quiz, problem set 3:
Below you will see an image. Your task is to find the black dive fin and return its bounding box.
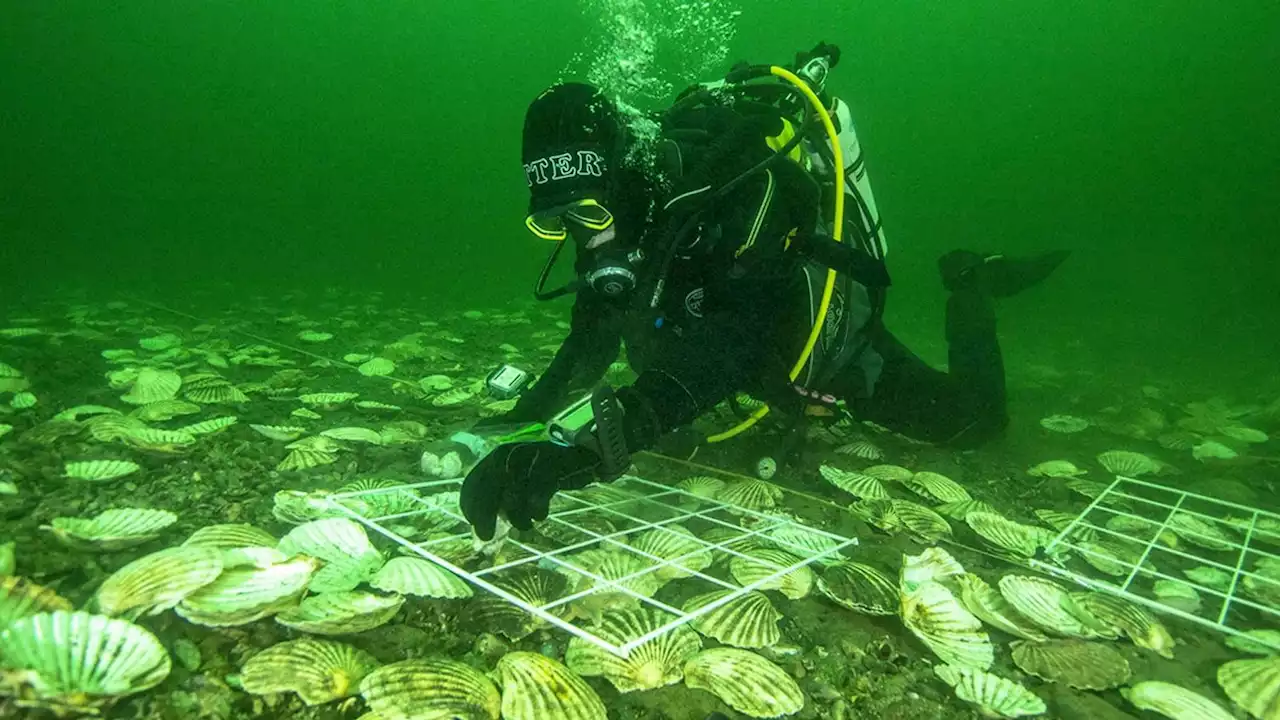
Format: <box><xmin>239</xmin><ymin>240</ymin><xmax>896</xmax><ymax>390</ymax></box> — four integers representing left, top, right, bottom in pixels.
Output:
<box><xmin>939</xmin><ymin>249</ymin><xmax>1071</xmax><ymax>298</ymax></box>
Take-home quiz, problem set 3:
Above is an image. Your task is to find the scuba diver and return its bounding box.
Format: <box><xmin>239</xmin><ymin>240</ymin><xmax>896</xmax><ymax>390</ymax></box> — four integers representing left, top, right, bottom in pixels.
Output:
<box><xmin>458</xmin><ymin>43</ymin><xmax>1069</xmax><ymax>540</ymax></box>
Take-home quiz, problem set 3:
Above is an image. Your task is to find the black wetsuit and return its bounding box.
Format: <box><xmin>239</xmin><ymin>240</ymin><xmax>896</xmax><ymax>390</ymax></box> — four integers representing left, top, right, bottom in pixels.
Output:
<box><xmin>508</xmin><ymin>117</ymin><xmax>1009</xmax><ymax>450</ymax></box>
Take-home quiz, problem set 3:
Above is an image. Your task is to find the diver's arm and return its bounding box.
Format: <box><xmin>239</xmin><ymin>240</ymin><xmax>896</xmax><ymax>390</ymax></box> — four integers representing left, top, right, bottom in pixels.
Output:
<box><xmin>505</xmin><ymin>294</ymin><xmax>621</xmax><ymax>422</ymax></box>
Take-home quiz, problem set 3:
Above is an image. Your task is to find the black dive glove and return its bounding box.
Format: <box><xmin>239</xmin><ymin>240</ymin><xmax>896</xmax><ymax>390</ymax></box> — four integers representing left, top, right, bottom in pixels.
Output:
<box><xmin>460</xmin><ymin>441</ymin><xmax>600</xmax><ymax>541</ymax></box>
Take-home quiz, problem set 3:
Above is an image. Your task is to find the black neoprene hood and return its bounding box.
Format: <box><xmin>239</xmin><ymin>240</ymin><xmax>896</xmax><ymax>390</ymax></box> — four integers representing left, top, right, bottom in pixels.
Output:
<box><xmin>521</xmin><ymin>83</ymin><xmax>622</xmax><ymax>214</ymax></box>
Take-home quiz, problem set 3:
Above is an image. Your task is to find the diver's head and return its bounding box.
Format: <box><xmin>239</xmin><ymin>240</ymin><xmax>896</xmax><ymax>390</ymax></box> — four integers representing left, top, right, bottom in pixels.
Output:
<box><xmin>522</xmin><ymin>83</ymin><xmax>642</xmax><ymax>301</ymax></box>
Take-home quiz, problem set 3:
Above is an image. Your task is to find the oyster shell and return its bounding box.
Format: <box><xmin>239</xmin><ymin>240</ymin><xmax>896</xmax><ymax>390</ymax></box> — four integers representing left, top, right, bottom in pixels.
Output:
<box><xmin>495</xmin><ymin>651</ymin><xmax>606</xmax><ymax>720</ymax></box>
<box><xmin>818</xmin><ymin>465</ymin><xmax>890</xmax><ymax>500</ymax></box>
<box><xmin>1011</xmin><ymin>639</ymin><xmax>1131</xmax><ymax>690</ymax></box>
<box><xmin>95</xmin><ymin>546</ymin><xmax>223</xmax><ymax>617</ymax></box>
<box><xmin>368</xmin><ymin>557</ymin><xmax>472</xmax><ymax>599</ymax></box>
<box><xmin>360</xmin><ymin>659</ymin><xmax>500</xmax><ymax>720</ymax></box>
<box><xmin>43</xmin><ymin>508</ymin><xmax>177</xmax><ymax>551</ymax></box>
<box><xmin>565</xmin><ymin>608</ymin><xmax>702</xmax><ymax>693</ymax></box>
<box><xmin>1122</xmin><ymin>680</ymin><xmax>1235</xmax><ymax>720</ymax></box>
<box><xmin>684</xmin><ymin>589</ymin><xmax>782</xmax><ymax>648</ymax></box>
<box><xmin>934</xmin><ymin>663</ymin><xmax>1047</xmax><ymax>718</ymax></box>
<box><xmin>817</xmin><ymin>561</ymin><xmax>898</xmax><ymax>615</ymax></box>
<box><xmin>683</xmin><ymin>647</ymin><xmax>804</xmax><ymax>718</ymax></box>
<box><xmin>241</xmin><ymin>637</ymin><xmax>379</xmax><ymax>705</ymax></box>
<box><xmin>0</xmin><ymin>611</ymin><xmax>170</xmax><ymax>711</ymax></box>
<box><xmin>275</xmin><ymin>591</ymin><xmax>404</xmax><ymax>635</ymax></box>
<box><xmin>1218</xmin><ymin>656</ymin><xmax>1280</xmax><ymax>720</ymax></box>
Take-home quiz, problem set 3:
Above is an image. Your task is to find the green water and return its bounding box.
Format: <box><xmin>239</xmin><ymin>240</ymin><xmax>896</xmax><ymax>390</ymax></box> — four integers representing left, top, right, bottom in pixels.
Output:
<box><xmin>4</xmin><ymin>2</ymin><xmax>1278</xmax><ymax>389</ymax></box>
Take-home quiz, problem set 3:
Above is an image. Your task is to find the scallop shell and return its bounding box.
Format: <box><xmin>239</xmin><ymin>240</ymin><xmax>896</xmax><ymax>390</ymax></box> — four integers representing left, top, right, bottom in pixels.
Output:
<box><xmin>1070</xmin><ymin>592</ymin><xmax>1175</xmax><ymax>658</ymax></box>
<box><xmin>0</xmin><ymin>542</ymin><xmax>14</xmax><ymax>575</ymax></box>
<box><xmin>120</xmin><ymin>367</ymin><xmax>182</xmax><ymax>405</ymax></box>
<box><xmin>730</xmin><ymin>548</ymin><xmax>814</xmax><ymax>599</ymax></box>
<box><xmin>628</xmin><ymin>525</ymin><xmax>712</xmax><ymax>580</ymax></box>
<box><xmin>903</xmin><ymin>471</ymin><xmax>972</xmax><ymax>502</ymax></box>
<box><xmin>0</xmin><ymin>576</ymin><xmax>73</xmax><ymax>627</ymax></box>
<box><xmin>0</xmin><ymin>611</ymin><xmax>170</xmax><ymax>709</ymax></box>
<box><xmin>1028</xmin><ymin>460</ymin><xmax>1088</xmax><ymax>478</ymax></box>
<box><xmin>682</xmin><ymin>647</ymin><xmax>804</xmax><ymax>719</ymax></box>
<box><xmin>8</xmin><ymin>392</ymin><xmax>36</xmax><ymax>409</ymax></box>
<box><xmin>278</xmin><ymin>518</ymin><xmax>386</xmax><ymax>593</ymax></box>
<box><xmin>177</xmin><ymin>416</ymin><xmax>238</xmax><ymax>436</ymax></box>
<box><xmin>277</xmin><ymin>448</ymin><xmax>338</xmax><ymax>471</ymax></box>
<box><xmin>299</xmin><ymin>392</ymin><xmax>360</xmax><ymax>406</ymax></box>
<box><xmin>1218</xmin><ymin>656</ymin><xmax>1280</xmax><ymax>720</ymax></box>
<box><xmin>469</xmin><ymin>567</ymin><xmax>568</xmax><ymax>641</ymax></box>
<box><xmin>1123</xmin><ymin>680</ymin><xmax>1235</xmax><ymax>720</ymax></box>
<box><xmin>935</xmin><ymin>498</ymin><xmax>1003</xmax><ymax>521</ymax></box>
<box><xmin>176</xmin><ymin>556</ymin><xmax>317</xmax><ymax>626</ymax></box>
<box><xmin>683</xmin><ymin>589</ymin><xmax>782</xmax><ymax>648</ymax></box>
<box><xmin>817</xmin><ymin>561</ymin><xmax>898</xmax><ymax>615</ymax></box>
<box><xmin>766</xmin><ymin>525</ymin><xmax>846</xmax><ymax>566</ymax></box>
<box><xmin>565</xmin><ymin>608</ymin><xmax>702</xmax><ymax>693</ymax></box>
<box><xmin>250</xmin><ymin>424</ymin><xmax>308</xmax><ymax>441</ymax></box>
<box><xmin>966</xmin><ymin>512</ymin><xmax>1052</xmax><ymax>558</ymax></box>
<box><xmin>85</xmin><ymin>414</ymin><xmax>148</xmax><ymax>442</ymax></box>
<box><xmin>1039</xmin><ymin>414</ymin><xmax>1090</xmax><ymax>434</ymax></box>
<box><xmin>835</xmin><ymin>439</ymin><xmax>884</xmax><ymax>460</ymax></box>
<box><xmin>891</xmin><ymin>500</ymin><xmax>954</xmax><ymax>543</ymax></box>
<box><xmin>95</xmin><ymin>546</ymin><xmax>223</xmax><ymax>617</ymax></box>
<box><xmin>430</xmin><ymin>388</ymin><xmax>474</xmax><ymax>408</ymax></box>
<box><xmin>495</xmin><ymin>651</ymin><xmax>606</xmax><ymax>720</ymax></box>
<box><xmin>369</xmin><ymin>557</ymin><xmax>472</xmax><ymax>599</ymax></box>
<box><xmin>360</xmin><ymin>659</ymin><xmax>500</xmax><ymax>720</ymax></box>
<box><xmin>818</xmin><ymin>465</ymin><xmax>890</xmax><ymax>499</ymax></box>
<box><xmin>357</xmin><ymin>357</ymin><xmax>396</xmax><ymax>377</ymax></box>
<box><xmin>933</xmin><ymin>664</ymin><xmax>1047</xmax><ymax>718</ymax></box>
<box><xmin>901</xmin><ymin>546</ymin><xmax>966</xmax><ymax>593</ymax></box>
<box><xmin>1097</xmin><ymin>450</ymin><xmax>1161</xmax><ymax>476</ymax></box>
<box><xmin>998</xmin><ymin>575</ymin><xmax>1104</xmax><ymax>638</ymax></box>
<box><xmin>717</xmin><ymin>479</ymin><xmax>784</xmax><ymax>513</ymax></box>
<box><xmin>131</xmin><ymin>399</ymin><xmax>201</xmax><ymax>422</ymax></box>
<box><xmin>861</xmin><ymin>463</ymin><xmax>914</xmax><ymax>482</ymax></box>
<box><xmin>183</xmin><ymin>523</ymin><xmax>277</xmax><ymax>549</ymax></box>
<box><xmin>901</xmin><ymin>581</ymin><xmax>994</xmax><ymax>669</ymax></box>
<box><xmin>320</xmin><ymin>426</ymin><xmax>384</xmax><ymax>445</ymax></box>
<box><xmin>1225</xmin><ymin>630</ymin><xmax>1280</xmax><ymax>656</ymax></box>
<box><xmin>1011</xmin><ymin>639</ymin><xmax>1131</xmax><ymax>690</ymax></box>
<box><xmin>275</xmin><ymin>591</ymin><xmax>404</xmax><ymax>635</ymax></box>
<box><xmin>952</xmin><ymin>574</ymin><xmax>1048</xmax><ymax>642</ymax></box>
<box><xmin>241</xmin><ymin>637</ymin><xmax>379</xmax><ymax>705</ymax></box>
<box><xmin>122</xmin><ymin>426</ymin><xmax>197</xmax><ymax>453</ymax></box>
<box><xmin>1034</xmin><ymin>509</ymin><xmax>1098</xmax><ymax>541</ymax></box>
<box><xmin>64</xmin><ymin>459</ymin><xmax>141</xmax><ymax>482</ymax></box>
<box><xmin>44</xmin><ymin>508</ymin><xmax>178</xmax><ymax>551</ymax></box>
<box><xmin>1167</xmin><ymin>511</ymin><xmax>1237</xmax><ymax>551</ymax></box>
<box><xmin>674</xmin><ymin>475</ymin><xmax>726</xmax><ymax>501</ymax></box>
<box><xmin>182</xmin><ymin>374</ymin><xmax>250</xmax><ymax>404</ymax></box>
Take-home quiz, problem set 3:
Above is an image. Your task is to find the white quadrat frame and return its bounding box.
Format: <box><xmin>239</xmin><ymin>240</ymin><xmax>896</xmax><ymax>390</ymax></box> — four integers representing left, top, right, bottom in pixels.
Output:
<box><xmin>1030</xmin><ymin>474</ymin><xmax>1280</xmax><ymax>651</ymax></box>
<box><xmin>326</xmin><ymin>474</ymin><xmax>859</xmax><ymax>658</ymax></box>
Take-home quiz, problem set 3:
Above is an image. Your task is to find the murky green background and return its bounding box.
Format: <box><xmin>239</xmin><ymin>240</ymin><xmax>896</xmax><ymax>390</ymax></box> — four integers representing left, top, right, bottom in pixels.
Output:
<box><xmin>3</xmin><ymin>1</ymin><xmax>1277</xmax><ymax>384</ymax></box>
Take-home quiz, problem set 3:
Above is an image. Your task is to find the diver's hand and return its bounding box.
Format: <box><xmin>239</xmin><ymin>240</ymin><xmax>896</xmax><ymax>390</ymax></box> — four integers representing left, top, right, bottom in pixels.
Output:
<box><xmin>460</xmin><ymin>441</ymin><xmax>600</xmax><ymax>541</ymax></box>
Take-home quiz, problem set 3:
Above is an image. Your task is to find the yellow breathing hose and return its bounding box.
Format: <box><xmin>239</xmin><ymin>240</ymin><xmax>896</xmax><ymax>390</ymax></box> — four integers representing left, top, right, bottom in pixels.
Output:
<box><xmin>706</xmin><ymin>66</ymin><xmax>845</xmax><ymax>444</ymax></box>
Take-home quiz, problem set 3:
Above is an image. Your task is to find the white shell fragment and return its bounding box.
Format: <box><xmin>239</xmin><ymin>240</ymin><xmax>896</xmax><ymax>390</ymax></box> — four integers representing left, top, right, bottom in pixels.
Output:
<box><xmin>683</xmin><ymin>647</ymin><xmax>804</xmax><ymax>718</ymax></box>
<box><xmin>0</xmin><ymin>611</ymin><xmax>171</xmax><ymax>711</ymax></box>
<box><xmin>64</xmin><ymin>459</ymin><xmax>141</xmax><ymax>482</ymax></box>
<box><xmin>241</xmin><ymin>637</ymin><xmax>379</xmax><ymax>705</ymax></box>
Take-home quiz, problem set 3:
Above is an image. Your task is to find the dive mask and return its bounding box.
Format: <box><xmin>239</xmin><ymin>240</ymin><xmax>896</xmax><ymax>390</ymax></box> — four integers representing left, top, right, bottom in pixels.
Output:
<box><xmin>525</xmin><ymin>198</ymin><xmax>614</xmax><ymax>241</ymax></box>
